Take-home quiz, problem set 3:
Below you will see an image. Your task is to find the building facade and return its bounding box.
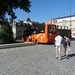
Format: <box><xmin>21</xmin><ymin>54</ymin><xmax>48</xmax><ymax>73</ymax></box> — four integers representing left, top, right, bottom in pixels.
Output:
<box><xmin>46</xmin><ymin>15</ymin><xmax>75</xmax><ymax>30</ymax></box>
<box><xmin>46</xmin><ymin>14</ymin><xmax>75</xmax><ymax>38</ymax></box>
<box><xmin>10</xmin><ymin>18</ymin><xmax>45</xmax><ymax>39</ymax></box>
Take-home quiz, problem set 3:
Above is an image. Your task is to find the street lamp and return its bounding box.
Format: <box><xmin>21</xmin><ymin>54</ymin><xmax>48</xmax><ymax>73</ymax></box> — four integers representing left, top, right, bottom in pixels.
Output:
<box><xmin>70</xmin><ymin>1</ymin><xmax>71</xmax><ymax>30</ymax></box>
<box><xmin>70</xmin><ymin>1</ymin><xmax>72</xmax><ymax>39</ymax></box>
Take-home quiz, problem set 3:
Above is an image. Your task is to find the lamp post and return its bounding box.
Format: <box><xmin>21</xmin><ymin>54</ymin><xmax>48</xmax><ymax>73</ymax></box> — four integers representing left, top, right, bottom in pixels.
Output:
<box><xmin>70</xmin><ymin>1</ymin><xmax>72</xmax><ymax>39</ymax></box>
<box><xmin>70</xmin><ymin>1</ymin><xmax>71</xmax><ymax>30</ymax></box>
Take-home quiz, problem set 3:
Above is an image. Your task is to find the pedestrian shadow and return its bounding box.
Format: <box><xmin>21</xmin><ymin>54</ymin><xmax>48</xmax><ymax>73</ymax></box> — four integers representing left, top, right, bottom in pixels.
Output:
<box><xmin>68</xmin><ymin>53</ymin><xmax>75</xmax><ymax>58</ymax></box>
<box><xmin>61</xmin><ymin>55</ymin><xmax>66</xmax><ymax>59</ymax></box>
<box><xmin>61</xmin><ymin>53</ymin><xmax>75</xmax><ymax>59</ymax></box>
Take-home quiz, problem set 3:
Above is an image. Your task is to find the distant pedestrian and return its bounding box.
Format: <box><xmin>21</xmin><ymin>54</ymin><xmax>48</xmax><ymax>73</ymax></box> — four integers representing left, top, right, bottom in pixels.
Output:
<box><xmin>62</xmin><ymin>35</ymin><xmax>71</xmax><ymax>59</ymax></box>
<box><xmin>29</xmin><ymin>35</ymin><xmax>32</xmax><ymax>42</ymax></box>
<box><xmin>55</xmin><ymin>33</ymin><xmax>62</xmax><ymax>60</ymax></box>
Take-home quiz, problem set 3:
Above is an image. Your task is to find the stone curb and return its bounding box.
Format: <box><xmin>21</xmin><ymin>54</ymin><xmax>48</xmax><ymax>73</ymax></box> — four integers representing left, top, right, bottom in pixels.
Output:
<box><xmin>0</xmin><ymin>42</ymin><xmax>35</xmax><ymax>49</ymax></box>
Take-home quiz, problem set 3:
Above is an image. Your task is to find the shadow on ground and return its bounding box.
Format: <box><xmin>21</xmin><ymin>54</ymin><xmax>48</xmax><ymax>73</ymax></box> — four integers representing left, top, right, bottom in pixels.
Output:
<box><xmin>39</xmin><ymin>42</ymin><xmax>54</xmax><ymax>45</ymax></box>
<box><xmin>61</xmin><ymin>53</ymin><xmax>75</xmax><ymax>59</ymax></box>
<box><xmin>68</xmin><ymin>53</ymin><xmax>75</xmax><ymax>58</ymax></box>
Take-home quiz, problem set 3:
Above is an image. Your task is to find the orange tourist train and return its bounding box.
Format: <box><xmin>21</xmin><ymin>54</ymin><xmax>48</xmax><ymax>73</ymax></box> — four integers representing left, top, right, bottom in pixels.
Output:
<box><xmin>22</xmin><ymin>24</ymin><xmax>58</xmax><ymax>44</ymax></box>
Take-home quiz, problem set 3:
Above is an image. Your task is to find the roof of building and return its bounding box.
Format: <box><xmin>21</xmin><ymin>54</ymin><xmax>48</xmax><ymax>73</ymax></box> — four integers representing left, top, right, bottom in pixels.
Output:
<box><xmin>54</xmin><ymin>15</ymin><xmax>75</xmax><ymax>20</ymax></box>
<box><xmin>26</xmin><ymin>17</ymin><xmax>31</xmax><ymax>22</ymax></box>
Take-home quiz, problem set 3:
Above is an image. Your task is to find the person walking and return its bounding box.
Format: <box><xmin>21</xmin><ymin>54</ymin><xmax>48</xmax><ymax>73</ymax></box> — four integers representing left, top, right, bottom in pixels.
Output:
<box><xmin>62</xmin><ymin>35</ymin><xmax>71</xmax><ymax>59</ymax></box>
<box><xmin>55</xmin><ymin>33</ymin><xmax>62</xmax><ymax>60</ymax></box>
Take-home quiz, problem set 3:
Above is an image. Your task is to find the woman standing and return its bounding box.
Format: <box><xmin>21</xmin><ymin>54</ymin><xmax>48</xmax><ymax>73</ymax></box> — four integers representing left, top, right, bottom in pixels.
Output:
<box><xmin>62</xmin><ymin>35</ymin><xmax>71</xmax><ymax>59</ymax></box>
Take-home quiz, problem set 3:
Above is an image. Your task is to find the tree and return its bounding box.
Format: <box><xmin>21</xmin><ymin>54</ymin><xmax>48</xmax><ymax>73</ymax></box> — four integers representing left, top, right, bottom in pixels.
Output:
<box><xmin>0</xmin><ymin>0</ymin><xmax>31</xmax><ymax>19</ymax></box>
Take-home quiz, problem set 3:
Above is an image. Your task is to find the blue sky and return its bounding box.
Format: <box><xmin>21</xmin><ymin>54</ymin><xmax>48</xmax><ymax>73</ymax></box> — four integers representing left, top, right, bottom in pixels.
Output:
<box><xmin>6</xmin><ymin>0</ymin><xmax>75</xmax><ymax>23</ymax></box>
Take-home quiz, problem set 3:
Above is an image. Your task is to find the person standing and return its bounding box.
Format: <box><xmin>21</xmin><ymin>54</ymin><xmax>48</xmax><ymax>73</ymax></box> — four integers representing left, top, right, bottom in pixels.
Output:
<box><xmin>55</xmin><ymin>33</ymin><xmax>62</xmax><ymax>60</ymax></box>
<box><xmin>62</xmin><ymin>35</ymin><xmax>71</xmax><ymax>59</ymax></box>
<box><xmin>62</xmin><ymin>35</ymin><xmax>67</xmax><ymax>57</ymax></box>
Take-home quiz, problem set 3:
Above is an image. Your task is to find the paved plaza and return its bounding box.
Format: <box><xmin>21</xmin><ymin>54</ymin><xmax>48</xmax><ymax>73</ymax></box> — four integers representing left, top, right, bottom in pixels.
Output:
<box><xmin>0</xmin><ymin>41</ymin><xmax>75</xmax><ymax>75</ymax></box>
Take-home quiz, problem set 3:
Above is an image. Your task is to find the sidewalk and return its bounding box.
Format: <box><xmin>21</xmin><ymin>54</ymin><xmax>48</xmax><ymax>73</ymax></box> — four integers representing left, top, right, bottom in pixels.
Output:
<box><xmin>0</xmin><ymin>42</ymin><xmax>35</xmax><ymax>49</ymax></box>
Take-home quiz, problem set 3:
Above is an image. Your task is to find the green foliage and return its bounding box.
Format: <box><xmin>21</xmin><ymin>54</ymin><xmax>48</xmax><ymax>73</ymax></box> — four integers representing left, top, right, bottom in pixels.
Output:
<box><xmin>0</xmin><ymin>24</ymin><xmax>14</xmax><ymax>44</ymax></box>
<box><xmin>0</xmin><ymin>0</ymin><xmax>31</xmax><ymax>19</ymax></box>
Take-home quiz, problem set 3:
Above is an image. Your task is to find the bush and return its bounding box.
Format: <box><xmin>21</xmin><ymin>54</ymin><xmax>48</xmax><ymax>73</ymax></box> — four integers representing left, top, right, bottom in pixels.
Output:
<box><xmin>0</xmin><ymin>24</ymin><xmax>15</xmax><ymax>44</ymax></box>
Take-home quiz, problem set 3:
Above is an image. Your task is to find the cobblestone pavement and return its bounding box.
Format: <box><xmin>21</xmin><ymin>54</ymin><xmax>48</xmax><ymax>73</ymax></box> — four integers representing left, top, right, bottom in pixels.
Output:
<box><xmin>0</xmin><ymin>41</ymin><xmax>75</xmax><ymax>75</ymax></box>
